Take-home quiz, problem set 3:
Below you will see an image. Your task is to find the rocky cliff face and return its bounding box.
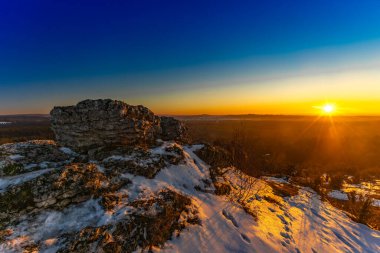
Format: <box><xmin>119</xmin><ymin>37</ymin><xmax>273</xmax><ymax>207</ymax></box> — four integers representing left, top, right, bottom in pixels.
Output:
<box><xmin>50</xmin><ymin>99</ymin><xmax>186</xmax><ymax>152</ymax></box>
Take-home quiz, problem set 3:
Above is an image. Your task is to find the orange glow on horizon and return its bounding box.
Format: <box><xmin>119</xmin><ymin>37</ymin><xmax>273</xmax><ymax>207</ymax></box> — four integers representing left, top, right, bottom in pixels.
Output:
<box><xmin>140</xmin><ymin>66</ymin><xmax>380</xmax><ymax>116</ymax></box>
<box><xmin>151</xmin><ymin>99</ymin><xmax>380</xmax><ymax>116</ymax></box>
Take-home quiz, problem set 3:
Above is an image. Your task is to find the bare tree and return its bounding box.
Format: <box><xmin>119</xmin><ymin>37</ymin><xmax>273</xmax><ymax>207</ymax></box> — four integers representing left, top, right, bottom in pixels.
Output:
<box><xmin>230</xmin><ymin>124</ymin><xmax>250</xmax><ymax>173</ymax></box>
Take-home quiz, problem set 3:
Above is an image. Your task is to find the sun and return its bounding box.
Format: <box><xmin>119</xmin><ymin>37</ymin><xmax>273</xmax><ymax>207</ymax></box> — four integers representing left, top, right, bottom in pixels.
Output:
<box><xmin>313</xmin><ymin>103</ymin><xmax>337</xmax><ymax>115</ymax></box>
<box><xmin>323</xmin><ymin>104</ymin><xmax>335</xmax><ymax>114</ymax></box>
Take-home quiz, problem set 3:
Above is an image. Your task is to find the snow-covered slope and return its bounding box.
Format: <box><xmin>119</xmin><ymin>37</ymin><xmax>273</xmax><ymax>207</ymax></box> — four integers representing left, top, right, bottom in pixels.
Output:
<box><xmin>0</xmin><ymin>141</ymin><xmax>379</xmax><ymax>253</ymax></box>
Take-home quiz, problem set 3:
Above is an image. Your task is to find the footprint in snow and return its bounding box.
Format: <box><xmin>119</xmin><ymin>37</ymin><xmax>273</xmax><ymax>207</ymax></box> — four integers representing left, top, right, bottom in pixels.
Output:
<box><xmin>284</xmin><ymin>212</ymin><xmax>294</xmax><ymax>221</ymax></box>
<box><xmin>321</xmin><ymin>228</ymin><xmax>329</xmax><ymax>234</ymax></box>
<box><xmin>280</xmin><ymin>232</ymin><xmax>292</xmax><ymax>240</ymax></box>
<box><xmin>321</xmin><ymin>236</ymin><xmax>331</xmax><ymax>244</ymax></box>
<box><xmin>276</xmin><ymin>214</ymin><xmax>289</xmax><ymax>225</ymax></box>
<box><xmin>310</xmin><ymin>209</ymin><xmax>328</xmax><ymax>222</ymax></box>
<box><xmin>240</xmin><ymin>233</ymin><xmax>251</xmax><ymax>243</ymax></box>
<box><xmin>222</xmin><ymin>209</ymin><xmax>239</xmax><ymax>228</ymax></box>
<box><xmin>332</xmin><ymin>230</ymin><xmax>355</xmax><ymax>249</ymax></box>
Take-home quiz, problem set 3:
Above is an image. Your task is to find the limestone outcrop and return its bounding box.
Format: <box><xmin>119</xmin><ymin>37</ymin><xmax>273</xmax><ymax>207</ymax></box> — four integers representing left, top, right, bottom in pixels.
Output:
<box><xmin>50</xmin><ymin>99</ymin><xmax>186</xmax><ymax>152</ymax></box>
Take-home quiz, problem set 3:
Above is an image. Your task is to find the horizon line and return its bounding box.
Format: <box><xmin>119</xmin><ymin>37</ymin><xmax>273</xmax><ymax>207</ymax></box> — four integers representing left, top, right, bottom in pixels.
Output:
<box><xmin>2</xmin><ymin>113</ymin><xmax>380</xmax><ymax>117</ymax></box>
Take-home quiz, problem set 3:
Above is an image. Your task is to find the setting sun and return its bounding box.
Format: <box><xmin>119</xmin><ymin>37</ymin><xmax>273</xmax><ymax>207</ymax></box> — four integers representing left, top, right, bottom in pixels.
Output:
<box><xmin>323</xmin><ymin>104</ymin><xmax>335</xmax><ymax>114</ymax></box>
<box><xmin>313</xmin><ymin>103</ymin><xmax>338</xmax><ymax>115</ymax></box>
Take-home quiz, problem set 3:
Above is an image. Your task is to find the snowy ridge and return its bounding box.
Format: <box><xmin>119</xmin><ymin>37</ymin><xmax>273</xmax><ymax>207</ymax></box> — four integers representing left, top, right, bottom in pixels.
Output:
<box><xmin>0</xmin><ymin>142</ymin><xmax>379</xmax><ymax>252</ymax></box>
<box><xmin>153</xmin><ymin>147</ymin><xmax>380</xmax><ymax>253</ymax></box>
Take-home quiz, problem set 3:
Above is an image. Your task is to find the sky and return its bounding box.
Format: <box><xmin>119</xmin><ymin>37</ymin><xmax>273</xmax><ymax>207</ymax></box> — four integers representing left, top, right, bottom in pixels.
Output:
<box><xmin>1</xmin><ymin>0</ymin><xmax>380</xmax><ymax>115</ymax></box>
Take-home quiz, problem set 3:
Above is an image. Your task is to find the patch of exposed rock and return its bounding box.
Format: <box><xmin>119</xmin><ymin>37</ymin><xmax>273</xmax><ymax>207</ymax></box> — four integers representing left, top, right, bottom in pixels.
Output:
<box><xmin>0</xmin><ymin>140</ymin><xmax>72</xmax><ymax>176</ymax></box>
<box><xmin>160</xmin><ymin>116</ymin><xmax>187</xmax><ymax>142</ymax></box>
<box><xmin>50</xmin><ymin>99</ymin><xmax>187</xmax><ymax>152</ymax></box>
<box><xmin>56</xmin><ymin>190</ymin><xmax>198</xmax><ymax>253</ymax></box>
<box><xmin>99</xmin><ymin>143</ymin><xmax>185</xmax><ymax>179</ymax></box>
<box><xmin>194</xmin><ymin>144</ymin><xmax>232</xmax><ymax>168</ymax></box>
<box><xmin>0</xmin><ymin>140</ymin><xmax>204</xmax><ymax>252</ymax></box>
<box><xmin>0</xmin><ymin>163</ymin><xmax>131</xmax><ymax>226</ymax></box>
<box><xmin>0</xmin><ymin>141</ymin><xmax>187</xmax><ymax>230</ymax></box>
<box><xmin>195</xmin><ymin>144</ymin><xmax>232</xmax><ymax>196</ymax></box>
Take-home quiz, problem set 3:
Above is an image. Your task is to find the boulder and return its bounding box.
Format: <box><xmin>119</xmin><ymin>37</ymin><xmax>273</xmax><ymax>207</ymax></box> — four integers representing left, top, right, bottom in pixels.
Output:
<box><xmin>50</xmin><ymin>99</ymin><xmax>168</xmax><ymax>152</ymax></box>
<box><xmin>160</xmin><ymin>116</ymin><xmax>187</xmax><ymax>141</ymax></box>
<box><xmin>50</xmin><ymin>99</ymin><xmax>187</xmax><ymax>152</ymax></box>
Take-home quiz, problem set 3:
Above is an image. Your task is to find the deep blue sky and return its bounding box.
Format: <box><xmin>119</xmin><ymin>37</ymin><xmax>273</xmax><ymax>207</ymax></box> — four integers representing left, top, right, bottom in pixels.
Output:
<box><xmin>1</xmin><ymin>0</ymin><xmax>380</xmax><ymax>114</ymax></box>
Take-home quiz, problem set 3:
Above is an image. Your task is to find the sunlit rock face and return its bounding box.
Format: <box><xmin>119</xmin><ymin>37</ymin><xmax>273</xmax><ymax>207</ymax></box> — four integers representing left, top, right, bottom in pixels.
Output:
<box><xmin>50</xmin><ymin>99</ymin><xmax>161</xmax><ymax>152</ymax></box>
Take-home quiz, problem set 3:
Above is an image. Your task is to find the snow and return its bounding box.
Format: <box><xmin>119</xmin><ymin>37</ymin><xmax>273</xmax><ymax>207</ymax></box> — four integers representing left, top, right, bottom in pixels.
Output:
<box><xmin>328</xmin><ymin>190</ymin><xmax>349</xmax><ymax>201</ymax></box>
<box><xmin>328</xmin><ymin>190</ymin><xmax>380</xmax><ymax>207</ymax></box>
<box><xmin>0</xmin><ymin>168</ymin><xmax>53</xmax><ymax>193</ymax></box>
<box><xmin>8</xmin><ymin>154</ymin><xmax>24</xmax><ymax>161</ymax></box>
<box><xmin>1</xmin><ymin>142</ymin><xmax>380</xmax><ymax>253</ymax></box>
<box><xmin>103</xmin><ymin>155</ymin><xmax>129</xmax><ymax>161</ymax></box>
<box><xmin>103</xmin><ymin>148</ymin><xmax>162</xmax><ymax>167</ymax></box>
<box><xmin>59</xmin><ymin>147</ymin><xmax>78</xmax><ymax>156</ymax></box>
<box><xmin>160</xmin><ymin>187</ymin><xmax>380</xmax><ymax>253</ymax></box>
<box><xmin>21</xmin><ymin>199</ymin><xmax>104</xmax><ymax>241</ymax></box>
<box><xmin>344</xmin><ymin>182</ymin><xmax>380</xmax><ymax>196</ymax></box>
<box><xmin>0</xmin><ymin>199</ymin><xmax>106</xmax><ymax>253</ymax></box>
<box><xmin>262</xmin><ymin>176</ymin><xmax>289</xmax><ymax>184</ymax></box>
<box><xmin>121</xmin><ymin>144</ymin><xmax>212</xmax><ymax>201</ymax></box>
<box><xmin>131</xmin><ymin>144</ymin><xmax>380</xmax><ymax>253</ymax></box>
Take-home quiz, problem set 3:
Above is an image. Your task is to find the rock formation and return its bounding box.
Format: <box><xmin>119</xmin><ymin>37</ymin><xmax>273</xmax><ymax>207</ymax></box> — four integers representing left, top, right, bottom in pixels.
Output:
<box><xmin>0</xmin><ymin>140</ymin><xmax>198</xmax><ymax>253</ymax></box>
<box><xmin>160</xmin><ymin>116</ymin><xmax>187</xmax><ymax>141</ymax></box>
<box><xmin>50</xmin><ymin>99</ymin><xmax>186</xmax><ymax>152</ymax></box>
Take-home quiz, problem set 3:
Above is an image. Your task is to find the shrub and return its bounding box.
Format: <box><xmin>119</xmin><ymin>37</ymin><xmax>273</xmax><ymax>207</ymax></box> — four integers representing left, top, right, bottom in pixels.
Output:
<box><xmin>347</xmin><ymin>191</ymin><xmax>374</xmax><ymax>224</ymax></box>
<box><xmin>328</xmin><ymin>174</ymin><xmax>345</xmax><ymax>190</ymax></box>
